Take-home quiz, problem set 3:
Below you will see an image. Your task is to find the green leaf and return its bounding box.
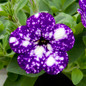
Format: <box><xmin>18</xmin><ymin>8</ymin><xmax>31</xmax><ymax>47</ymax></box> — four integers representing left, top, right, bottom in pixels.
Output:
<box><xmin>17</xmin><ymin>10</ymin><xmax>27</xmax><ymax>25</ymax></box>
<box><xmin>4</xmin><ymin>75</ymin><xmax>37</xmax><ymax>86</ymax></box>
<box><xmin>62</xmin><ymin>0</ymin><xmax>75</xmax><ymax>10</ymax></box>
<box><xmin>77</xmin><ymin>15</ymin><xmax>81</xmax><ymax>24</ymax></box>
<box><xmin>7</xmin><ymin>72</ymin><xmax>18</xmax><ymax>81</ymax></box>
<box><xmin>7</xmin><ymin>54</ymin><xmax>45</xmax><ymax>77</ymax></box>
<box><xmin>52</xmin><ymin>0</ymin><xmax>74</xmax><ymax>11</ymax></box>
<box><xmin>54</xmin><ymin>12</ymin><xmax>76</xmax><ymax>28</ymax></box>
<box><xmin>23</xmin><ymin>5</ymin><xmax>30</xmax><ymax>13</ymax></box>
<box><xmin>0</xmin><ymin>50</ymin><xmax>4</xmax><ymax>56</ymax></box>
<box><xmin>1</xmin><ymin>2</ymin><xmax>13</xmax><ymax>16</ymax></box>
<box><xmin>0</xmin><ymin>43</ymin><xmax>2</xmax><ymax>49</ymax></box>
<box><xmin>0</xmin><ymin>61</ymin><xmax>4</xmax><ymax>70</ymax></box>
<box><xmin>77</xmin><ymin>77</ymin><xmax>86</xmax><ymax>86</ymax></box>
<box><xmin>1</xmin><ymin>4</ymin><xmax>8</xmax><ymax>14</ymax></box>
<box><xmin>68</xmin><ymin>33</ymin><xmax>85</xmax><ymax>63</ymax></box>
<box><xmin>0</xmin><ymin>34</ymin><xmax>4</xmax><ymax>39</ymax></box>
<box><xmin>71</xmin><ymin>68</ymin><xmax>83</xmax><ymax>85</ymax></box>
<box><xmin>73</xmin><ymin>13</ymin><xmax>80</xmax><ymax>22</ymax></box>
<box><xmin>77</xmin><ymin>51</ymin><xmax>86</xmax><ymax>69</ymax></box>
<box><xmin>39</xmin><ymin>0</ymin><xmax>52</xmax><ymax>14</ymax></box>
<box><xmin>83</xmin><ymin>36</ymin><xmax>86</xmax><ymax>46</ymax></box>
<box><xmin>64</xmin><ymin>2</ymin><xmax>79</xmax><ymax>15</ymax></box>
<box><xmin>15</xmin><ymin>0</ymin><xmax>27</xmax><ymax>13</ymax></box>
<box><xmin>0</xmin><ymin>57</ymin><xmax>10</xmax><ymax>65</ymax></box>
<box><xmin>0</xmin><ymin>11</ymin><xmax>8</xmax><ymax>16</ymax></box>
<box><xmin>4</xmin><ymin>75</ymin><xmax>23</xmax><ymax>86</ymax></box>
<box><xmin>5</xmin><ymin>51</ymin><xmax>15</xmax><ymax>58</ymax></box>
<box><xmin>21</xmin><ymin>76</ymin><xmax>37</xmax><ymax>86</ymax></box>
<box><xmin>0</xmin><ymin>21</ymin><xmax>4</xmax><ymax>33</ymax></box>
<box><xmin>81</xmin><ymin>69</ymin><xmax>86</xmax><ymax>77</ymax></box>
<box><xmin>50</xmin><ymin>6</ymin><xmax>59</xmax><ymax>13</ymax></box>
<box><xmin>74</xmin><ymin>22</ymin><xmax>84</xmax><ymax>35</ymax></box>
<box><xmin>11</xmin><ymin>0</ymin><xmax>16</xmax><ymax>5</ymax></box>
<box><xmin>6</xmin><ymin>20</ymin><xmax>17</xmax><ymax>34</ymax></box>
<box><xmin>49</xmin><ymin>0</ymin><xmax>78</xmax><ymax>15</ymax></box>
<box><xmin>50</xmin><ymin>0</ymin><xmax>61</xmax><ymax>11</ymax></box>
<box><xmin>2</xmin><ymin>35</ymin><xmax>8</xmax><ymax>50</ymax></box>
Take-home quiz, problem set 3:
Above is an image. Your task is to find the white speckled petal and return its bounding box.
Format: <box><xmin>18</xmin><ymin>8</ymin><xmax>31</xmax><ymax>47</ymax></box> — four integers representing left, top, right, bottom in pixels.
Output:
<box><xmin>49</xmin><ymin>24</ymin><xmax>75</xmax><ymax>51</ymax></box>
<box><xmin>26</xmin><ymin>13</ymin><xmax>41</xmax><ymax>28</ymax></box>
<box><xmin>78</xmin><ymin>9</ymin><xmax>86</xmax><ymax>28</ymax></box>
<box><xmin>43</xmin><ymin>50</ymin><xmax>68</xmax><ymax>75</ymax></box>
<box><xmin>9</xmin><ymin>26</ymin><xmax>39</xmax><ymax>54</ymax></box>
<box><xmin>79</xmin><ymin>0</ymin><xmax>86</xmax><ymax>11</ymax></box>
<box><xmin>17</xmin><ymin>45</ymin><xmax>46</xmax><ymax>74</ymax></box>
<box><xmin>40</xmin><ymin>12</ymin><xmax>55</xmax><ymax>38</ymax></box>
<box><xmin>26</xmin><ymin>12</ymin><xmax>55</xmax><ymax>40</ymax></box>
<box><xmin>26</xmin><ymin>13</ymin><xmax>41</xmax><ymax>40</ymax></box>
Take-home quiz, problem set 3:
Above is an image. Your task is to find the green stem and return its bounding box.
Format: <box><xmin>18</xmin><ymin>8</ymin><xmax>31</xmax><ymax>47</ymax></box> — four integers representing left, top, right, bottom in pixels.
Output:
<box><xmin>12</xmin><ymin>13</ymin><xmax>21</xmax><ymax>26</ymax></box>
<box><xmin>29</xmin><ymin>0</ymin><xmax>39</xmax><ymax>14</ymax></box>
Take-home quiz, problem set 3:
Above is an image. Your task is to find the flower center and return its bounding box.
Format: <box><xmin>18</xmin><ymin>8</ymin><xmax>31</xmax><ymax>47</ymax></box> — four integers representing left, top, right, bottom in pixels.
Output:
<box><xmin>38</xmin><ymin>37</ymin><xmax>49</xmax><ymax>45</ymax></box>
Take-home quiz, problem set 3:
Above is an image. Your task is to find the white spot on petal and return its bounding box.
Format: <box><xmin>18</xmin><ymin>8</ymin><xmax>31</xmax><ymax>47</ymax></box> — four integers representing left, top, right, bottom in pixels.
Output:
<box><xmin>55</xmin><ymin>56</ymin><xmax>59</xmax><ymax>60</ymax></box>
<box><xmin>28</xmin><ymin>59</ymin><xmax>30</xmax><ymax>62</ymax></box>
<box><xmin>46</xmin><ymin>56</ymin><xmax>55</xmax><ymax>66</ymax></box>
<box><xmin>49</xmin><ymin>32</ymin><xmax>53</xmax><ymax>38</ymax></box>
<box><xmin>47</xmin><ymin>44</ymin><xmax>52</xmax><ymax>51</ymax></box>
<box><xmin>13</xmin><ymin>41</ymin><xmax>19</xmax><ymax>46</ymax></box>
<box><xmin>9</xmin><ymin>37</ymin><xmax>17</xmax><ymax>43</ymax></box>
<box><xmin>59</xmin><ymin>57</ymin><xmax>64</xmax><ymax>60</ymax></box>
<box><xmin>35</xmin><ymin>57</ymin><xmax>40</xmax><ymax>61</ymax></box>
<box><xmin>21</xmin><ymin>41</ymin><xmax>30</xmax><ymax>47</ymax></box>
<box><xmin>34</xmin><ymin>46</ymin><xmax>45</xmax><ymax>58</ymax></box>
<box><xmin>48</xmin><ymin>18</ymin><xmax>51</xmax><ymax>21</ymax></box>
<box><xmin>24</xmin><ymin>36</ymin><xmax>30</xmax><ymax>41</ymax></box>
<box><xmin>59</xmin><ymin>65</ymin><xmax>64</xmax><ymax>69</ymax></box>
<box><xmin>36</xmin><ymin>63</ymin><xmax>40</xmax><ymax>66</ymax></box>
<box><xmin>26</xmin><ymin>64</ymin><xmax>29</xmax><ymax>69</ymax></box>
<box><xmin>19</xmin><ymin>33</ymin><xmax>23</xmax><ymax>37</ymax></box>
<box><xmin>46</xmin><ymin>51</ymin><xmax>52</xmax><ymax>57</ymax></box>
<box><xmin>19</xmin><ymin>26</ymin><xmax>21</xmax><ymax>30</ymax></box>
<box><xmin>32</xmin><ymin>22</ymin><xmax>35</xmax><ymax>25</ymax></box>
<box><xmin>35</xmin><ymin>29</ymin><xmax>41</xmax><ymax>35</ymax></box>
<box><xmin>34</xmin><ymin>13</ymin><xmax>39</xmax><ymax>18</ymax></box>
<box><xmin>54</xmin><ymin>28</ymin><xmax>67</xmax><ymax>41</ymax></box>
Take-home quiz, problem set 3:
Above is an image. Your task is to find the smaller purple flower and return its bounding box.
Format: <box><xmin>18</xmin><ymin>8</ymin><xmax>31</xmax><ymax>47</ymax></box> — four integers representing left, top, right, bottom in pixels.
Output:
<box><xmin>9</xmin><ymin>12</ymin><xmax>75</xmax><ymax>75</ymax></box>
<box><xmin>78</xmin><ymin>0</ymin><xmax>86</xmax><ymax>27</ymax></box>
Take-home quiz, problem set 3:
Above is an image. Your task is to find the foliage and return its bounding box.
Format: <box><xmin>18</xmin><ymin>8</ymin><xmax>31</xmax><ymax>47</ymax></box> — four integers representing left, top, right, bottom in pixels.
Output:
<box><xmin>0</xmin><ymin>0</ymin><xmax>86</xmax><ymax>86</ymax></box>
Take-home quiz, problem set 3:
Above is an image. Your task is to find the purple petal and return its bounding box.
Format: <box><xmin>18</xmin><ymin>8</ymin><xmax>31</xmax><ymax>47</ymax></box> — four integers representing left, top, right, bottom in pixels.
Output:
<box><xmin>26</xmin><ymin>13</ymin><xmax>42</xmax><ymax>40</ymax></box>
<box><xmin>17</xmin><ymin>45</ymin><xmax>46</xmax><ymax>74</ymax></box>
<box><xmin>26</xmin><ymin>12</ymin><xmax>55</xmax><ymax>39</ymax></box>
<box><xmin>39</xmin><ymin>12</ymin><xmax>56</xmax><ymax>40</ymax></box>
<box><xmin>40</xmin><ymin>12</ymin><xmax>55</xmax><ymax>33</ymax></box>
<box><xmin>77</xmin><ymin>8</ymin><xmax>83</xmax><ymax>15</ymax></box>
<box><xmin>26</xmin><ymin>13</ymin><xmax>41</xmax><ymax>28</ymax></box>
<box><xmin>78</xmin><ymin>9</ymin><xmax>86</xmax><ymax>28</ymax></box>
<box><xmin>43</xmin><ymin>50</ymin><xmax>68</xmax><ymax>75</ymax></box>
<box><xmin>49</xmin><ymin>24</ymin><xmax>75</xmax><ymax>51</ymax></box>
<box><xmin>9</xmin><ymin>26</ymin><xmax>40</xmax><ymax>54</ymax></box>
<box><xmin>79</xmin><ymin>0</ymin><xmax>86</xmax><ymax>11</ymax></box>
<box><xmin>26</xmin><ymin>13</ymin><xmax>41</xmax><ymax>39</ymax></box>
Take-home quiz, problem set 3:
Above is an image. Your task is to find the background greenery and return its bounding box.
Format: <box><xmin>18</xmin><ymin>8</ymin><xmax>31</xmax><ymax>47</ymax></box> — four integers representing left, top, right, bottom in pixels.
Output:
<box><xmin>0</xmin><ymin>0</ymin><xmax>86</xmax><ymax>86</ymax></box>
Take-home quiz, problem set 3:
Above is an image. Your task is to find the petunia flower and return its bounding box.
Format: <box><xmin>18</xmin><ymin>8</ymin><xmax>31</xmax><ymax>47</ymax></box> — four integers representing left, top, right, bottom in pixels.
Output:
<box><xmin>78</xmin><ymin>0</ymin><xmax>86</xmax><ymax>27</ymax></box>
<box><xmin>9</xmin><ymin>12</ymin><xmax>75</xmax><ymax>75</ymax></box>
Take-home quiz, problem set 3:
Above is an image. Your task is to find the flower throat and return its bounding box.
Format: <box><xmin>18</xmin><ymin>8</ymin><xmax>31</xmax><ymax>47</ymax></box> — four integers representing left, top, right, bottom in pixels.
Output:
<box><xmin>38</xmin><ymin>37</ymin><xmax>49</xmax><ymax>45</ymax></box>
